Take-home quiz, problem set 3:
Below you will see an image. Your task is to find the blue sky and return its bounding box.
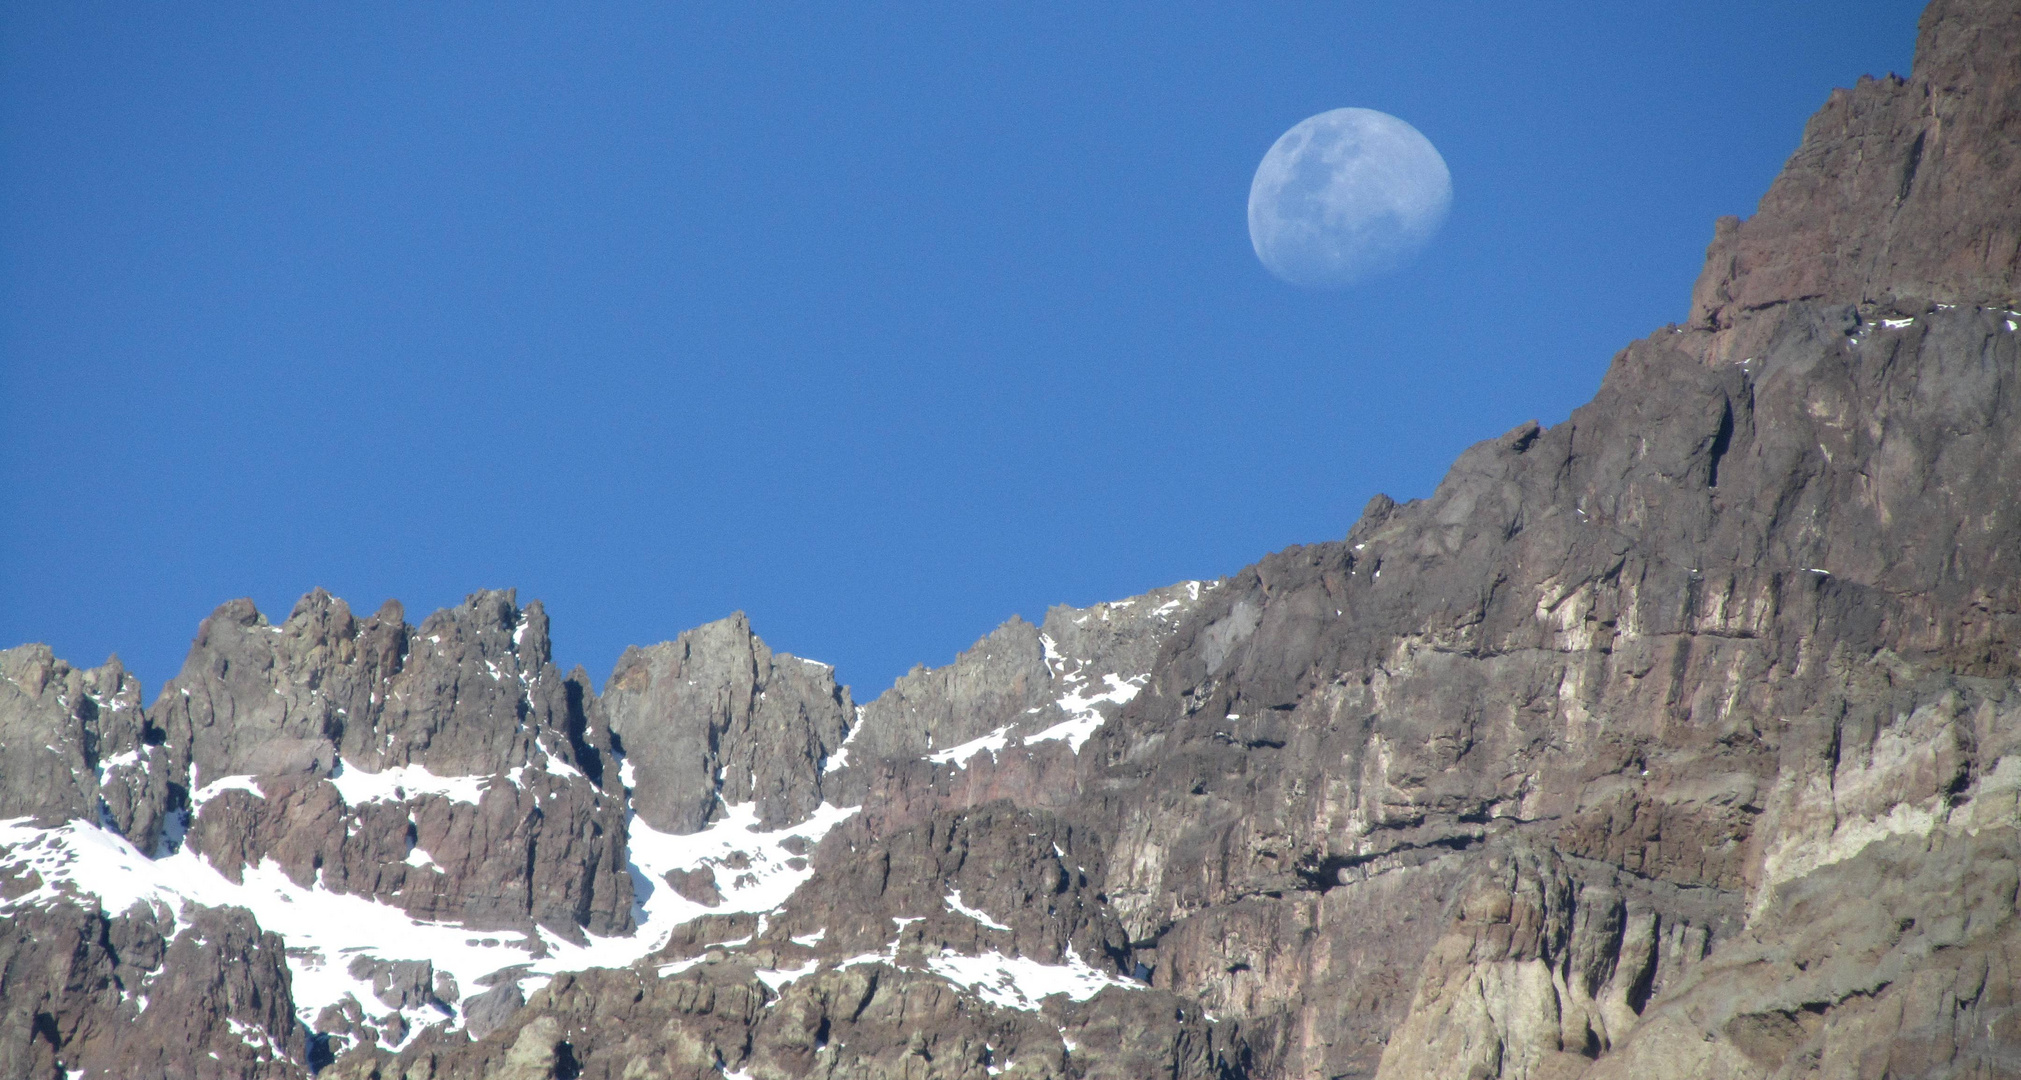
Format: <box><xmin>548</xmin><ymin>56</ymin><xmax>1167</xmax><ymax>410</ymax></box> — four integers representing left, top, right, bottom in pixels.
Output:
<box><xmin>2</xmin><ymin>2</ymin><xmax>1921</xmax><ymax>700</ymax></box>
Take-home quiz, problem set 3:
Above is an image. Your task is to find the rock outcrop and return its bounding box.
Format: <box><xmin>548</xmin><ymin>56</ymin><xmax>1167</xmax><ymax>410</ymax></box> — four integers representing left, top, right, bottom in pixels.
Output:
<box><xmin>1691</xmin><ymin>0</ymin><xmax>2021</xmax><ymax>359</ymax></box>
<box><xmin>154</xmin><ymin>588</ymin><xmax>636</xmax><ymax>941</ymax></box>
<box><xmin>0</xmin><ymin>647</ymin><xmax>168</xmax><ymax>847</ymax></box>
<box><xmin>604</xmin><ymin>613</ymin><xmax>853</xmax><ymax>834</ymax></box>
<box><xmin>0</xmin><ymin>897</ymin><xmax>304</xmax><ymax>1080</ymax></box>
<box><xmin>4</xmin><ymin>1</ymin><xmax>2020</xmax><ymax>1077</ymax></box>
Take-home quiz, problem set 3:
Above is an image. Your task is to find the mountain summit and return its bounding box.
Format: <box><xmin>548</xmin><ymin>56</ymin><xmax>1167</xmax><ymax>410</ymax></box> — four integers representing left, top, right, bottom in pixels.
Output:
<box><xmin>5</xmin><ymin>2</ymin><xmax>2020</xmax><ymax>1077</ymax></box>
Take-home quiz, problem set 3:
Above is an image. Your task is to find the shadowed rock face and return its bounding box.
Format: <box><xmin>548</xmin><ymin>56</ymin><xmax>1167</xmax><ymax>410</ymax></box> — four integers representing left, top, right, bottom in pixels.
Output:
<box><xmin>4</xmin><ymin>2</ymin><xmax>2021</xmax><ymax>1078</ymax></box>
<box><xmin>0</xmin><ymin>899</ymin><xmax>305</xmax><ymax>1080</ymax></box>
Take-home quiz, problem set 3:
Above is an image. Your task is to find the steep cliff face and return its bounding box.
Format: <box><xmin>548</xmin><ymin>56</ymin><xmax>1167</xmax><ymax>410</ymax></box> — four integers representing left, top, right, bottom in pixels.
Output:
<box><xmin>604</xmin><ymin>613</ymin><xmax>853</xmax><ymax>834</ymax></box>
<box><xmin>4</xmin><ymin>1</ymin><xmax>2020</xmax><ymax>1077</ymax></box>
<box><xmin>0</xmin><ymin>647</ymin><xmax>163</xmax><ymax>845</ymax></box>
<box><xmin>1692</xmin><ymin>0</ymin><xmax>2021</xmax><ymax>358</ymax></box>
<box><xmin>136</xmin><ymin>588</ymin><xmax>637</xmax><ymax>944</ymax></box>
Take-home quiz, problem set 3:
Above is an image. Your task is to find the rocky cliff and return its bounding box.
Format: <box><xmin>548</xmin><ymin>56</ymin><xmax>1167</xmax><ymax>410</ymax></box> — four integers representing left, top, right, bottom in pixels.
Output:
<box><xmin>4</xmin><ymin>1</ymin><xmax>2019</xmax><ymax>1077</ymax></box>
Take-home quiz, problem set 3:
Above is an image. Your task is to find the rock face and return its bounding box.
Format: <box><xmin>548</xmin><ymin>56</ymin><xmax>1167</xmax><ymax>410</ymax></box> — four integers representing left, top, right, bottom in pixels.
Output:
<box><xmin>0</xmin><ymin>647</ymin><xmax>167</xmax><ymax>847</ymax></box>
<box><xmin>853</xmin><ymin>581</ymin><xmax>1215</xmax><ymax>766</ymax></box>
<box><xmin>604</xmin><ymin>613</ymin><xmax>853</xmax><ymax>834</ymax></box>
<box><xmin>4</xmin><ymin>1</ymin><xmax>2021</xmax><ymax>1077</ymax></box>
<box><xmin>155</xmin><ymin>588</ymin><xmax>636</xmax><ymax>941</ymax></box>
<box><xmin>0</xmin><ymin>898</ymin><xmax>304</xmax><ymax>1080</ymax></box>
<box><xmin>1691</xmin><ymin>0</ymin><xmax>2021</xmax><ymax>360</ymax></box>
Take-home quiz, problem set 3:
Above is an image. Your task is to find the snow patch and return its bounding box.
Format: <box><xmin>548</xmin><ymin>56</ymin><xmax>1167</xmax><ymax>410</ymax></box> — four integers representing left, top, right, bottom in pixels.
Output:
<box><xmin>927</xmin><ymin>726</ymin><xmax>1012</xmax><ymax>768</ymax></box>
<box><xmin>925</xmin><ymin>946</ymin><xmax>1139</xmax><ymax>1012</ymax></box>
<box><xmin>822</xmin><ymin>713</ymin><xmax>864</xmax><ymax>776</ymax></box>
<box><xmin>327</xmin><ymin>760</ymin><xmax>490</xmax><ymax>807</ymax></box>
<box><xmin>95</xmin><ymin>749</ymin><xmax>142</xmax><ymax>780</ymax></box>
<box><xmin>534</xmin><ymin>739</ymin><xmax>584</xmax><ymax>781</ymax></box>
<box><xmin>227</xmin><ymin>1017</ymin><xmax>280</xmax><ymax>1054</ymax></box>
<box><xmin>755</xmin><ymin>959</ymin><xmax>818</xmax><ymax>993</ymax></box>
<box><xmin>1039</xmin><ymin>633</ymin><xmax>1064</xmax><ymax>672</ymax></box>
<box><xmin>621</xmin><ymin>801</ymin><xmax>859</xmax><ymax>953</ymax></box>
<box><xmin>190</xmin><ymin>775</ymin><xmax>264</xmax><ymax>811</ymax></box>
<box><xmin>1026</xmin><ymin>673</ymin><xmax>1143</xmax><ymax>753</ymax></box>
<box><xmin>945</xmin><ymin>889</ymin><xmax>1011</xmax><ymax>931</ymax></box>
<box><xmin>656</xmin><ymin>956</ymin><xmax>706</xmax><ymax>978</ymax></box>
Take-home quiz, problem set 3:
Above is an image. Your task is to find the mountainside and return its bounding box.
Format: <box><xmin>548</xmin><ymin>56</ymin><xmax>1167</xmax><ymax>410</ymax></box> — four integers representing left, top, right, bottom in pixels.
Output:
<box><xmin>5</xmin><ymin>2</ymin><xmax>2020</xmax><ymax>1078</ymax></box>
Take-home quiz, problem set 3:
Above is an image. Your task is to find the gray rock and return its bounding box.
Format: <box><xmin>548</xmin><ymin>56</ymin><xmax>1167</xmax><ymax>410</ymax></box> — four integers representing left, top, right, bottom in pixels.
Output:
<box><xmin>460</xmin><ymin>981</ymin><xmax>526</xmax><ymax>1042</ymax></box>
<box><xmin>152</xmin><ymin>589</ymin><xmax>608</xmax><ymax>784</ymax></box>
<box><xmin>663</xmin><ymin>865</ymin><xmax>723</xmax><ymax>907</ymax></box>
<box><xmin>1689</xmin><ymin>0</ymin><xmax>2021</xmax><ymax>359</ymax></box>
<box><xmin>0</xmin><ymin>647</ymin><xmax>167</xmax><ymax>850</ymax></box>
<box><xmin>602</xmin><ymin>612</ymin><xmax>852</xmax><ymax>833</ymax></box>
<box><xmin>0</xmin><ymin>899</ymin><xmax>306</xmax><ymax>1079</ymax></box>
<box><xmin>157</xmin><ymin>589</ymin><xmax>636</xmax><ymax>939</ymax></box>
<box><xmin>347</xmin><ymin>956</ymin><xmax>447</xmax><ymax>1012</ymax></box>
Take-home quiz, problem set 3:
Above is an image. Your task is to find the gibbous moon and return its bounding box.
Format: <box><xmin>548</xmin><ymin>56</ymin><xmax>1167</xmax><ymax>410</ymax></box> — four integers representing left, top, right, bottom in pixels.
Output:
<box><xmin>1248</xmin><ymin>108</ymin><xmax>1452</xmax><ymax>288</ymax></box>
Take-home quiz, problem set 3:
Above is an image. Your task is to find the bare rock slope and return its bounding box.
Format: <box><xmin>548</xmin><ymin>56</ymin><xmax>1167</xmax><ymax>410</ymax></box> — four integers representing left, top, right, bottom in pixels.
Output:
<box><xmin>4</xmin><ymin>1</ymin><xmax>2019</xmax><ymax>1077</ymax></box>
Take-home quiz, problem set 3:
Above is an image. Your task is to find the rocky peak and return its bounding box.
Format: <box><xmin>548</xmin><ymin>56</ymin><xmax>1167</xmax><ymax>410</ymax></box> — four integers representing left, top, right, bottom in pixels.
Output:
<box><xmin>852</xmin><ymin>580</ymin><xmax>1217</xmax><ymax>767</ymax></box>
<box><xmin>152</xmin><ymin>587</ymin><xmax>601</xmax><ymax>789</ymax></box>
<box><xmin>603</xmin><ymin>612</ymin><xmax>853</xmax><ymax>833</ymax></box>
<box><xmin>1689</xmin><ymin>0</ymin><xmax>2020</xmax><ymax>360</ymax></box>
<box><xmin>853</xmin><ymin>614</ymin><xmax>1050</xmax><ymax>764</ymax></box>
<box><xmin>0</xmin><ymin>646</ymin><xmax>158</xmax><ymax>839</ymax></box>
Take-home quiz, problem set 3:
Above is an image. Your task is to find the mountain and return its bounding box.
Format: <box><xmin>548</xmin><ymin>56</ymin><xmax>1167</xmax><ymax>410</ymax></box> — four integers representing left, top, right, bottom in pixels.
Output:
<box><xmin>4</xmin><ymin>1</ymin><xmax>2019</xmax><ymax>1077</ymax></box>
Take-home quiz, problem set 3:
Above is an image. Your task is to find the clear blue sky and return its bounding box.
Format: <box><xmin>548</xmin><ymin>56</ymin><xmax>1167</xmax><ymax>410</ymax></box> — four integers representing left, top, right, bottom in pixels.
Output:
<box><xmin>3</xmin><ymin>2</ymin><xmax>1920</xmax><ymax>701</ymax></box>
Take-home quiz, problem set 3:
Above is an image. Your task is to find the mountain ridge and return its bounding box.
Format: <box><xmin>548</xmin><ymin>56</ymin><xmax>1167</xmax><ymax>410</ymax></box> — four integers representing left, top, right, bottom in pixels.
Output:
<box><xmin>5</xmin><ymin>1</ymin><xmax>2020</xmax><ymax>1077</ymax></box>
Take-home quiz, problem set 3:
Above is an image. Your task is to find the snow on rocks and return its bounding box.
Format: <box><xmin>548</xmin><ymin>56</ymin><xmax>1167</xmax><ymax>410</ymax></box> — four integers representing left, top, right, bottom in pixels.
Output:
<box><xmin>754</xmin><ymin>960</ymin><xmax>818</xmax><ymax>993</ymax></box>
<box><xmin>188</xmin><ymin>775</ymin><xmax>264</xmax><ymax>812</ymax></box>
<box><xmin>821</xmin><ymin>708</ymin><xmax>863</xmax><ymax>775</ymax></box>
<box><xmin>326</xmin><ymin>759</ymin><xmax>489</xmax><ymax>807</ymax></box>
<box><xmin>0</xmin><ymin>794</ymin><xmax>860</xmax><ymax>1050</ymax></box>
<box><xmin>924</xmin><ymin>945</ymin><xmax>1140</xmax><ymax>1012</ymax></box>
<box><xmin>621</xmin><ymin>799</ymin><xmax>859</xmax><ymax>944</ymax></box>
<box><xmin>945</xmin><ymin>889</ymin><xmax>1011</xmax><ymax>931</ymax></box>
<box><xmin>926</xmin><ymin>725</ymin><xmax>1013</xmax><ymax>767</ymax></box>
<box><xmin>1026</xmin><ymin>672</ymin><xmax>1144</xmax><ymax>753</ymax></box>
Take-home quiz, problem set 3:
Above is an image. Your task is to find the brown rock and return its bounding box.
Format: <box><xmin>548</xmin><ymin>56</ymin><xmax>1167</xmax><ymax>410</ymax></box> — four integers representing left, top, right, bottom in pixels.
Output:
<box><xmin>1689</xmin><ymin>0</ymin><xmax>2021</xmax><ymax>357</ymax></box>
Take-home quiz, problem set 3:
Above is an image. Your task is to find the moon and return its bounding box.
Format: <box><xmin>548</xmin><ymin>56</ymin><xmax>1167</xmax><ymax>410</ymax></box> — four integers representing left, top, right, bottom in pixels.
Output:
<box><xmin>1248</xmin><ymin>108</ymin><xmax>1452</xmax><ymax>288</ymax></box>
